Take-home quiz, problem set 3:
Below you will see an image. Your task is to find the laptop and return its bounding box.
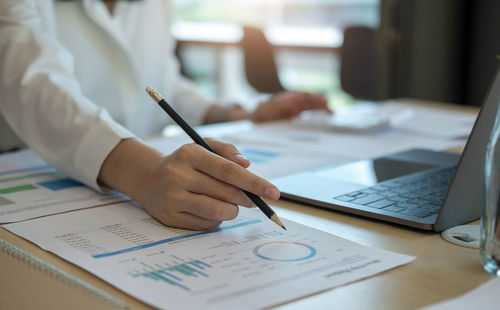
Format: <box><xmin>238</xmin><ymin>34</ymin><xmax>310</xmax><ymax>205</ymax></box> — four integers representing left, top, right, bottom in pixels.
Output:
<box><xmin>272</xmin><ymin>67</ymin><xmax>500</xmax><ymax>231</ymax></box>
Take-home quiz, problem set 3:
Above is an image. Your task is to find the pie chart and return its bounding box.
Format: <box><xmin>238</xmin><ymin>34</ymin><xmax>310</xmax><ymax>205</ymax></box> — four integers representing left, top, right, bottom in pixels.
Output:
<box><xmin>253</xmin><ymin>241</ymin><xmax>316</xmax><ymax>262</ymax></box>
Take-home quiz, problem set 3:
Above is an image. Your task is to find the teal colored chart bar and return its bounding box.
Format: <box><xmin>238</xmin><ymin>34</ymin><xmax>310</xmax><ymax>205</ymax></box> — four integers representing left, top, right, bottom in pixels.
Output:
<box><xmin>133</xmin><ymin>259</ymin><xmax>213</xmax><ymax>291</ymax></box>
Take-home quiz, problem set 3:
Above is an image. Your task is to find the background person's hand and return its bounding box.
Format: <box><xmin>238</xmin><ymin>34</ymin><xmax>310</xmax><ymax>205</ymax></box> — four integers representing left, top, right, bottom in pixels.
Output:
<box><xmin>99</xmin><ymin>138</ymin><xmax>280</xmax><ymax>231</ymax></box>
<box><xmin>252</xmin><ymin>91</ymin><xmax>331</xmax><ymax>122</ymax></box>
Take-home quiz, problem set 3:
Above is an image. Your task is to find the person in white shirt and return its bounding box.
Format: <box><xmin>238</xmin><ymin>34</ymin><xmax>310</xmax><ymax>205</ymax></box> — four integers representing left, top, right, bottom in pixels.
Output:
<box><xmin>0</xmin><ymin>0</ymin><xmax>330</xmax><ymax>230</ymax></box>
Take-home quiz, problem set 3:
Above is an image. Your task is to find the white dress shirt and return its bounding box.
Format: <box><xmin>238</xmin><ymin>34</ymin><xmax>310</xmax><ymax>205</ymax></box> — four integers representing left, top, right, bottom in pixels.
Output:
<box><xmin>0</xmin><ymin>0</ymin><xmax>214</xmax><ymax>189</ymax></box>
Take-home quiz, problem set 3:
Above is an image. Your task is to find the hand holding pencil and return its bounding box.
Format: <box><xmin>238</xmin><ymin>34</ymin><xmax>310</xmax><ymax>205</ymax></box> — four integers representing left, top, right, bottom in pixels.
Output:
<box><xmin>99</xmin><ymin>88</ymin><xmax>285</xmax><ymax>231</ymax></box>
<box><xmin>136</xmin><ymin>136</ymin><xmax>282</xmax><ymax>230</ymax></box>
<box><xmin>146</xmin><ymin>87</ymin><xmax>286</xmax><ymax>230</ymax></box>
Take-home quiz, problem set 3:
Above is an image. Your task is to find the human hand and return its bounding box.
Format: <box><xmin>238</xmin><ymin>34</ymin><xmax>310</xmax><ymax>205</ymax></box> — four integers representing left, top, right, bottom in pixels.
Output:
<box><xmin>252</xmin><ymin>91</ymin><xmax>332</xmax><ymax>122</ymax></box>
<box><xmin>137</xmin><ymin>138</ymin><xmax>280</xmax><ymax>230</ymax></box>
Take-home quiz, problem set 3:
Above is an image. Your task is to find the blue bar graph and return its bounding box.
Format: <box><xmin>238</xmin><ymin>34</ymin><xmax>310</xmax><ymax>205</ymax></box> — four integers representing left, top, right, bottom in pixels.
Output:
<box><xmin>241</xmin><ymin>148</ymin><xmax>279</xmax><ymax>164</ymax></box>
<box><xmin>37</xmin><ymin>178</ymin><xmax>84</xmax><ymax>191</ymax></box>
<box><xmin>132</xmin><ymin>260</ymin><xmax>213</xmax><ymax>291</ymax></box>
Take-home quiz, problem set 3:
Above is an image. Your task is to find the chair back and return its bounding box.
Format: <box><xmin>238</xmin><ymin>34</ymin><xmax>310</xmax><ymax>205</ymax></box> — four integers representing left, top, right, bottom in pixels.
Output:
<box><xmin>241</xmin><ymin>26</ymin><xmax>285</xmax><ymax>93</ymax></box>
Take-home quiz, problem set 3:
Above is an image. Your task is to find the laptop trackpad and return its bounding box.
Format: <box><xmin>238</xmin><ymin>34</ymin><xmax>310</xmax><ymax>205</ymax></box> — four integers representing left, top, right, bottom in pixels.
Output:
<box><xmin>313</xmin><ymin>158</ymin><xmax>436</xmax><ymax>186</ymax></box>
<box><xmin>275</xmin><ymin>172</ymin><xmax>366</xmax><ymax>199</ymax></box>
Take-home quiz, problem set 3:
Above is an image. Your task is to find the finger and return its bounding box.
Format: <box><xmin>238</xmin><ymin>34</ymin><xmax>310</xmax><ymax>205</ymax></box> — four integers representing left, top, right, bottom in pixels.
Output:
<box><xmin>192</xmin><ymin>150</ymin><xmax>280</xmax><ymax>200</ymax></box>
<box><xmin>204</xmin><ymin>137</ymin><xmax>250</xmax><ymax>168</ymax></box>
<box><xmin>161</xmin><ymin>211</ymin><xmax>223</xmax><ymax>231</ymax></box>
<box><xmin>281</xmin><ymin>93</ymin><xmax>330</xmax><ymax>117</ymax></box>
<box><xmin>307</xmin><ymin>93</ymin><xmax>332</xmax><ymax>112</ymax></box>
<box><xmin>296</xmin><ymin>93</ymin><xmax>330</xmax><ymax>111</ymax></box>
<box><xmin>178</xmin><ymin>191</ymin><xmax>240</xmax><ymax>221</ymax></box>
<box><xmin>272</xmin><ymin>93</ymin><xmax>314</xmax><ymax>118</ymax></box>
<box><xmin>185</xmin><ymin>169</ymin><xmax>255</xmax><ymax>207</ymax></box>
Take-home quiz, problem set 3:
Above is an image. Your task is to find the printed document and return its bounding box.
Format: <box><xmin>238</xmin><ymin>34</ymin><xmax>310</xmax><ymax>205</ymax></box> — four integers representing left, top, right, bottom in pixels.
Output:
<box><xmin>0</xmin><ymin>150</ymin><xmax>127</xmax><ymax>223</ymax></box>
<box><xmin>4</xmin><ymin>202</ymin><xmax>415</xmax><ymax>310</ymax></box>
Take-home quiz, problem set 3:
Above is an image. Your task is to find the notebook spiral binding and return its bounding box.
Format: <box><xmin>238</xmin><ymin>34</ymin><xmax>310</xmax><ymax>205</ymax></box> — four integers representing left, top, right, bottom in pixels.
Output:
<box><xmin>0</xmin><ymin>238</ymin><xmax>128</xmax><ymax>310</ymax></box>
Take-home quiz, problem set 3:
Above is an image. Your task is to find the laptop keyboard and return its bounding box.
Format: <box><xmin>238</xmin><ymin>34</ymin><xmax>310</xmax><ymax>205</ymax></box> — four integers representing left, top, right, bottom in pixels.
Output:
<box><xmin>334</xmin><ymin>167</ymin><xmax>456</xmax><ymax>219</ymax></box>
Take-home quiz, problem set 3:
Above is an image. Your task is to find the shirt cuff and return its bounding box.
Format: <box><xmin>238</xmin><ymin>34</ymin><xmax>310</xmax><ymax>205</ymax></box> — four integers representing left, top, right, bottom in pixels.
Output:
<box><xmin>73</xmin><ymin>116</ymin><xmax>135</xmax><ymax>192</ymax></box>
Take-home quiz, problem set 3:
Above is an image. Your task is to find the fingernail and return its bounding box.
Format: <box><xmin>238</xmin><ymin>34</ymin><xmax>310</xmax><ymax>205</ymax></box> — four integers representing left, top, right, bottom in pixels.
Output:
<box><xmin>264</xmin><ymin>187</ymin><xmax>280</xmax><ymax>200</ymax></box>
<box><xmin>234</xmin><ymin>154</ymin><xmax>249</xmax><ymax>162</ymax></box>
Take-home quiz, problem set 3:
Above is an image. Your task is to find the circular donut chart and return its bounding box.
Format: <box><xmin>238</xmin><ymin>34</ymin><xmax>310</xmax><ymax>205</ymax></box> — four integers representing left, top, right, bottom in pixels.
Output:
<box><xmin>253</xmin><ymin>241</ymin><xmax>317</xmax><ymax>262</ymax></box>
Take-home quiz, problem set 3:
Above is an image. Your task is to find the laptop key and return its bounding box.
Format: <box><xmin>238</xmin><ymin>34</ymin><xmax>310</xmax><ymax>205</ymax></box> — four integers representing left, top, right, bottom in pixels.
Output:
<box><xmin>390</xmin><ymin>187</ymin><xmax>410</xmax><ymax>194</ymax></box>
<box><xmin>351</xmin><ymin>194</ymin><xmax>385</xmax><ymax>205</ymax></box>
<box><xmin>400</xmin><ymin>208</ymin><xmax>424</xmax><ymax>216</ymax></box>
<box><xmin>429</xmin><ymin>191</ymin><xmax>446</xmax><ymax>197</ymax></box>
<box><xmin>415</xmin><ymin>204</ymin><xmax>433</xmax><ymax>211</ymax></box>
<box><xmin>380</xmin><ymin>191</ymin><xmax>399</xmax><ymax>197</ymax></box>
<box><xmin>411</xmin><ymin>188</ymin><xmax>430</xmax><ymax>195</ymax></box>
<box><xmin>415</xmin><ymin>211</ymin><xmax>434</xmax><ymax>218</ymax></box>
<box><xmin>436</xmin><ymin>185</ymin><xmax>449</xmax><ymax>191</ymax></box>
<box><xmin>401</xmin><ymin>192</ymin><xmax>419</xmax><ymax>199</ymax></box>
<box><xmin>411</xmin><ymin>199</ymin><xmax>430</xmax><ymax>206</ymax></box>
<box><xmin>382</xmin><ymin>205</ymin><xmax>406</xmax><ymax>213</ymax></box>
<box><xmin>390</xmin><ymin>196</ymin><xmax>408</xmax><ymax>202</ymax></box>
<box><xmin>360</xmin><ymin>188</ymin><xmax>378</xmax><ymax>195</ymax></box>
<box><xmin>335</xmin><ymin>195</ymin><xmax>355</xmax><ymax>202</ymax></box>
<box><xmin>366</xmin><ymin>199</ymin><xmax>396</xmax><ymax>209</ymax></box>
<box><xmin>397</xmin><ymin>202</ymin><xmax>419</xmax><ymax>209</ymax></box>
<box><xmin>347</xmin><ymin>191</ymin><xmax>363</xmax><ymax>197</ymax></box>
<box><xmin>428</xmin><ymin>199</ymin><xmax>444</xmax><ymax>206</ymax></box>
<box><xmin>419</xmin><ymin>195</ymin><xmax>437</xmax><ymax>202</ymax></box>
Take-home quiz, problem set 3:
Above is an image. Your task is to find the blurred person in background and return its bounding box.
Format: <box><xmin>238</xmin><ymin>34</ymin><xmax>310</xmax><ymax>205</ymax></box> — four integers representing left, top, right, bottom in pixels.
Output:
<box><xmin>0</xmin><ymin>0</ymin><xmax>330</xmax><ymax>230</ymax></box>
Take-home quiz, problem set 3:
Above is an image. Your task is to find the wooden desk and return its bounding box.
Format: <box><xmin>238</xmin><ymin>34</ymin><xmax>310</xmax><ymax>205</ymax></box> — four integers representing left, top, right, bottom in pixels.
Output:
<box><xmin>0</xmin><ymin>200</ymin><xmax>490</xmax><ymax>310</ymax></box>
<box><xmin>0</xmin><ymin>102</ymin><xmax>491</xmax><ymax>310</ymax></box>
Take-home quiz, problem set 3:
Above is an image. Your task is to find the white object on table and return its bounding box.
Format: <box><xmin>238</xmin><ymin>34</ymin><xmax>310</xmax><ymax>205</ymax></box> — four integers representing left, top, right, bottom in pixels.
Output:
<box><xmin>419</xmin><ymin>276</ymin><xmax>500</xmax><ymax>310</ymax></box>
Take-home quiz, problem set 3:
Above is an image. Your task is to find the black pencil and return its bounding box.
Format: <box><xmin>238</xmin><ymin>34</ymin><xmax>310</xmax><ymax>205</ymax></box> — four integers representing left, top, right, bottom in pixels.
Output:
<box><xmin>146</xmin><ymin>86</ymin><xmax>286</xmax><ymax>230</ymax></box>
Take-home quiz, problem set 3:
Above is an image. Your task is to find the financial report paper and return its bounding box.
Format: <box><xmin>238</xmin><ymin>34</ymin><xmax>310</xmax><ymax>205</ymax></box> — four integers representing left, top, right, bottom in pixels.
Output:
<box><xmin>0</xmin><ymin>149</ymin><xmax>127</xmax><ymax>223</ymax></box>
<box><xmin>4</xmin><ymin>202</ymin><xmax>415</xmax><ymax>309</ymax></box>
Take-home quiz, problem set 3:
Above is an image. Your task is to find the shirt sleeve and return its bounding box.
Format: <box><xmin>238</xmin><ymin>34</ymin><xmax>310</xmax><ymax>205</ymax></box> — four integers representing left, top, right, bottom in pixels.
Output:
<box><xmin>0</xmin><ymin>0</ymin><xmax>135</xmax><ymax>191</ymax></box>
<box><xmin>169</xmin><ymin>75</ymin><xmax>215</xmax><ymax>126</ymax></box>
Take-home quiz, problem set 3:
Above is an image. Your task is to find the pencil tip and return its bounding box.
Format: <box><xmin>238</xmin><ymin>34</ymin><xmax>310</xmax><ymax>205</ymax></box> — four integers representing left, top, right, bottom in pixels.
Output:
<box><xmin>270</xmin><ymin>213</ymin><xmax>286</xmax><ymax>231</ymax></box>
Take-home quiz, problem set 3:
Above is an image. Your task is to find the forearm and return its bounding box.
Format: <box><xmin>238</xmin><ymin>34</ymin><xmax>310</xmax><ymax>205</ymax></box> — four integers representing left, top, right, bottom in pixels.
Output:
<box><xmin>202</xmin><ymin>92</ymin><xmax>330</xmax><ymax>124</ymax></box>
<box><xmin>98</xmin><ymin>139</ymin><xmax>162</xmax><ymax>203</ymax></box>
<box><xmin>203</xmin><ymin>104</ymin><xmax>250</xmax><ymax>124</ymax></box>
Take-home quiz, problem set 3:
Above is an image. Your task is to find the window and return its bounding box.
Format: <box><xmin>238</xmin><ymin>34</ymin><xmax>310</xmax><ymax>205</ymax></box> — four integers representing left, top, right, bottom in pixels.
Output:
<box><xmin>173</xmin><ymin>0</ymin><xmax>380</xmax><ymax>109</ymax></box>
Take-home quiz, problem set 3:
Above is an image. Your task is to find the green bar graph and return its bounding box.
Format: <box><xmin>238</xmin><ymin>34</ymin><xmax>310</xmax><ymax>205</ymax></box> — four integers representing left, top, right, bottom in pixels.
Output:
<box><xmin>0</xmin><ymin>184</ymin><xmax>38</xmax><ymax>194</ymax></box>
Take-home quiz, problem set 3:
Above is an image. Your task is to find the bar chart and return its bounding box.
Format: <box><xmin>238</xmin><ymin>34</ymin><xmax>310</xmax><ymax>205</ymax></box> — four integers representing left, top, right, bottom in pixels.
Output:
<box><xmin>0</xmin><ymin>152</ymin><xmax>127</xmax><ymax>222</ymax></box>
<box><xmin>131</xmin><ymin>259</ymin><xmax>212</xmax><ymax>291</ymax></box>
